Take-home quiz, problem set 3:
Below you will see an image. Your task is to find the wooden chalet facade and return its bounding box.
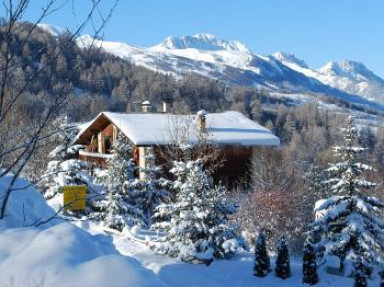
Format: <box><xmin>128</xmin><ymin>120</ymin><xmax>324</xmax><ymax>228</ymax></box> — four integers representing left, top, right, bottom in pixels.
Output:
<box><xmin>74</xmin><ymin>109</ymin><xmax>280</xmax><ymax>186</ymax></box>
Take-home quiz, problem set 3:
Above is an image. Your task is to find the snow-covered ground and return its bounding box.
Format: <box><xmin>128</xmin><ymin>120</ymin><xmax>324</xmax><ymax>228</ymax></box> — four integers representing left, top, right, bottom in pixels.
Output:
<box><xmin>0</xmin><ymin>224</ymin><xmax>165</xmax><ymax>287</ymax></box>
<box><xmin>0</xmin><ymin>174</ymin><xmax>380</xmax><ymax>286</ymax></box>
<box><xmin>90</xmin><ymin>226</ymin><xmax>380</xmax><ymax>287</ymax></box>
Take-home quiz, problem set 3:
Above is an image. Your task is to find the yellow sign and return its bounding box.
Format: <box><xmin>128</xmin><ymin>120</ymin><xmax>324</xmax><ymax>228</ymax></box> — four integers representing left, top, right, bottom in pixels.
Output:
<box><xmin>61</xmin><ymin>185</ymin><xmax>87</xmax><ymax>211</ymax></box>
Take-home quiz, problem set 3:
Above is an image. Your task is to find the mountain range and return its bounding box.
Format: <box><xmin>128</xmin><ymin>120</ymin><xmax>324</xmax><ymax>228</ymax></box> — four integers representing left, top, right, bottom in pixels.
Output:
<box><xmin>38</xmin><ymin>24</ymin><xmax>384</xmax><ymax>111</ymax></box>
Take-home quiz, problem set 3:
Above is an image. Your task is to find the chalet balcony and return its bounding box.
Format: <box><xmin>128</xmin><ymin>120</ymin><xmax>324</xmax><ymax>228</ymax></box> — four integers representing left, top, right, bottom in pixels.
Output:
<box><xmin>78</xmin><ymin>150</ymin><xmax>113</xmax><ymax>169</ymax></box>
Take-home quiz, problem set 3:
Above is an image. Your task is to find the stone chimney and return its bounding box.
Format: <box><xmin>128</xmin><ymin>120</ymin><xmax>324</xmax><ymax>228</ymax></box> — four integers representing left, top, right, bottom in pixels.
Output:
<box><xmin>196</xmin><ymin>109</ymin><xmax>207</xmax><ymax>132</ymax></box>
<box><xmin>141</xmin><ymin>100</ymin><xmax>152</xmax><ymax>113</ymax></box>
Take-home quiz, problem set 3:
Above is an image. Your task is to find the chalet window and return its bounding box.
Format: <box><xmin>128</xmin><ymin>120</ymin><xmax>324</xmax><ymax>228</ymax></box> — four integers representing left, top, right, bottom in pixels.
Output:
<box><xmin>104</xmin><ymin>136</ymin><xmax>112</xmax><ymax>154</ymax></box>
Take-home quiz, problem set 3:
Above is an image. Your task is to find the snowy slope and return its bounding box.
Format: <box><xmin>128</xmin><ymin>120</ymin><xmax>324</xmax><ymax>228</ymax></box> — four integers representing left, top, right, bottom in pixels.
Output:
<box><xmin>75</xmin><ymin>32</ymin><xmax>384</xmax><ymax>109</ymax></box>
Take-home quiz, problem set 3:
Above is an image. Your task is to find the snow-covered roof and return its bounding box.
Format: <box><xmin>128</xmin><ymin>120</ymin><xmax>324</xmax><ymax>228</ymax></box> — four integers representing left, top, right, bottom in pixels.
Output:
<box><xmin>75</xmin><ymin>111</ymin><xmax>280</xmax><ymax>147</ymax></box>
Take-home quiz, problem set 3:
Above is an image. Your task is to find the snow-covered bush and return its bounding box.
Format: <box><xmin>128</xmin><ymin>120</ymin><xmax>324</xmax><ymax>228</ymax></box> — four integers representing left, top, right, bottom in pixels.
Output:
<box><xmin>39</xmin><ymin>115</ymin><xmax>91</xmax><ymax>200</ymax></box>
<box><xmin>152</xmin><ymin>159</ymin><xmax>244</xmax><ymax>263</ymax></box>
<box><xmin>93</xmin><ymin>134</ymin><xmax>145</xmax><ymax>231</ymax></box>
<box><xmin>134</xmin><ymin>147</ymin><xmax>172</xmax><ymax>225</ymax></box>
<box><xmin>275</xmin><ymin>236</ymin><xmax>291</xmax><ymax>279</ymax></box>
<box><xmin>253</xmin><ymin>232</ymin><xmax>270</xmax><ymax>277</ymax></box>
<box><xmin>307</xmin><ymin>115</ymin><xmax>384</xmax><ymax>278</ymax></box>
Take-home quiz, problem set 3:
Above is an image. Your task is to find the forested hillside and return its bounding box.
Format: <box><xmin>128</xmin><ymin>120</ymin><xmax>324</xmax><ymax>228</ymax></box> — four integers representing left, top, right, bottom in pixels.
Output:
<box><xmin>1</xmin><ymin>21</ymin><xmax>272</xmax><ymax>123</ymax></box>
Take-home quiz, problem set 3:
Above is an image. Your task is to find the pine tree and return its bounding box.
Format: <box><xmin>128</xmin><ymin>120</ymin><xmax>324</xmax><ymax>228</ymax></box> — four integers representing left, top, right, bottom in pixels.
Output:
<box><xmin>308</xmin><ymin>115</ymin><xmax>384</xmax><ymax>277</ymax></box>
<box><xmin>152</xmin><ymin>159</ymin><xmax>244</xmax><ymax>263</ymax></box>
<box><xmin>302</xmin><ymin>237</ymin><xmax>319</xmax><ymax>285</ymax></box>
<box><xmin>39</xmin><ymin>115</ymin><xmax>90</xmax><ymax>200</ymax></box>
<box><xmin>94</xmin><ymin>134</ymin><xmax>145</xmax><ymax>231</ymax></box>
<box><xmin>275</xmin><ymin>236</ymin><xmax>291</xmax><ymax>279</ymax></box>
<box><xmin>253</xmin><ymin>232</ymin><xmax>270</xmax><ymax>277</ymax></box>
<box><xmin>134</xmin><ymin>147</ymin><xmax>172</xmax><ymax>225</ymax></box>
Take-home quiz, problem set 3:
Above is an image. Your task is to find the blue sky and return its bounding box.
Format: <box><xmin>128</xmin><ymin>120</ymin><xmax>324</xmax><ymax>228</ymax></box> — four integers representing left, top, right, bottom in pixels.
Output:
<box><xmin>22</xmin><ymin>0</ymin><xmax>384</xmax><ymax>77</ymax></box>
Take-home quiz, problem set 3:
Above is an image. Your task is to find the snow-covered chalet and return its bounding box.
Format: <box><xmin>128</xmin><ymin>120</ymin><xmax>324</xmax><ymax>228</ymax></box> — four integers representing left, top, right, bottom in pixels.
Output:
<box><xmin>74</xmin><ymin>102</ymin><xmax>280</xmax><ymax>186</ymax></box>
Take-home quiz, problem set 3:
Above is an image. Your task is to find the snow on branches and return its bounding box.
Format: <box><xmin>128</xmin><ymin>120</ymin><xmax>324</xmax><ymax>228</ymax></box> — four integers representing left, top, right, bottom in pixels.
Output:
<box><xmin>308</xmin><ymin>115</ymin><xmax>384</xmax><ymax>278</ymax></box>
<box><xmin>302</xmin><ymin>236</ymin><xmax>319</xmax><ymax>285</ymax></box>
<box><xmin>152</xmin><ymin>159</ymin><xmax>245</xmax><ymax>263</ymax></box>
<box><xmin>134</xmin><ymin>147</ymin><xmax>172</xmax><ymax>225</ymax></box>
<box><xmin>39</xmin><ymin>115</ymin><xmax>90</xmax><ymax>200</ymax></box>
<box><xmin>275</xmin><ymin>236</ymin><xmax>291</xmax><ymax>279</ymax></box>
<box><xmin>94</xmin><ymin>134</ymin><xmax>145</xmax><ymax>231</ymax></box>
<box><xmin>253</xmin><ymin>232</ymin><xmax>270</xmax><ymax>277</ymax></box>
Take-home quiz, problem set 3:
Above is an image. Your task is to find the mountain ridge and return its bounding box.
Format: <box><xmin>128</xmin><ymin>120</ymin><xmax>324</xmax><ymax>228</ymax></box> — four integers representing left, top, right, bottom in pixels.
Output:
<box><xmin>90</xmin><ymin>33</ymin><xmax>384</xmax><ymax>104</ymax></box>
<box><xmin>40</xmin><ymin>24</ymin><xmax>384</xmax><ymax>110</ymax></box>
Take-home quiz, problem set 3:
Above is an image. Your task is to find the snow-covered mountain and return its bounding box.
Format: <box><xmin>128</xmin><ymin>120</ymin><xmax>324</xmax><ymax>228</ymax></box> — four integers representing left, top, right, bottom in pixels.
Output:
<box><xmin>271</xmin><ymin>52</ymin><xmax>384</xmax><ymax>103</ymax></box>
<box><xmin>75</xmin><ymin>32</ymin><xmax>384</xmax><ymax>109</ymax></box>
<box><xmin>152</xmin><ymin>33</ymin><xmax>251</xmax><ymax>53</ymax></box>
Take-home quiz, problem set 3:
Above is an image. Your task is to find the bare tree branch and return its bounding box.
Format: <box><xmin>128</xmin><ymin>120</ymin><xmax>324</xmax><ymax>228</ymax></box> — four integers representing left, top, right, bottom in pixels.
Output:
<box><xmin>0</xmin><ymin>0</ymin><xmax>119</xmax><ymax>218</ymax></box>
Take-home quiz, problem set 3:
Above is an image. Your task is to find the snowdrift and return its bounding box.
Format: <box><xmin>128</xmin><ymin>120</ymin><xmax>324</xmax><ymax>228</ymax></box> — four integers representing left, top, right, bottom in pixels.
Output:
<box><xmin>0</xmin><ymin>173</ymin><xmax>57</xmax><ymax>229</ymax></box>
<box><xmin>0</xmin><ymin>174</ymin><xmax>166</xmax><ymax>287</ymax></box>
<box><xmin>0</xmin><ymin>223</ymin><xmax>166</xmax><ymax>287</ymax></box>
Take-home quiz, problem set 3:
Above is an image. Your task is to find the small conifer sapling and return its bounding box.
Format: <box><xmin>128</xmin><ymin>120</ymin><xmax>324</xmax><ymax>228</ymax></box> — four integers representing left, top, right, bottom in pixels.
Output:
<box><xmin>253</xmin><ymin>232</ymin><xmax>270</xmax><ymax>277</ymax></box>
<box><xmin>302</xmin><ymin>238</ymin><xmax>319</xmax><ymax>285</ymax></box>
<box><xmin>275</xmin><ymin>236</ymin><xmax>291</xmax><ymax>279</ymax></box>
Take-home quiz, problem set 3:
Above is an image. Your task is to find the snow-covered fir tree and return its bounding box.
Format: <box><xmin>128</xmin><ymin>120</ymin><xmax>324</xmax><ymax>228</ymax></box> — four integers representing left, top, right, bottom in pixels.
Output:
<box><xmin>308</xmin><ymin>115</ymin><xmax>384</xmax><ymax>277</ymax></box>
<box><xmin>40</xmin><ymin>115</ymin><xmax>90</xmax><ymax>200</ymax></box>
<box><xmin>134</xmin><ymin>147</ymin><xmax>171</xmax><ymax>225</ymax></box>
<box><xmin>94</xmin><ymin>134</ymin><xmax>145</xmax><ymax>231</ymax></box>
<box><xmin>253</xmin><ymin>232</ymin><xmax>271</xmax><ymax>277</ymax></box>
<box><xmin>152</xmin><ymin>159</ymin><xmax>244</xmax><ymax>263</ymax></box>
<box><xmin>275</xmin><ymin>236</ymin><xmax>291</xmax><ymax>279</ymax></box>
<box><xmin>302</xmin><ymin>237</ymin><xmax>319</xmax><ymax>285</ymax></box>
